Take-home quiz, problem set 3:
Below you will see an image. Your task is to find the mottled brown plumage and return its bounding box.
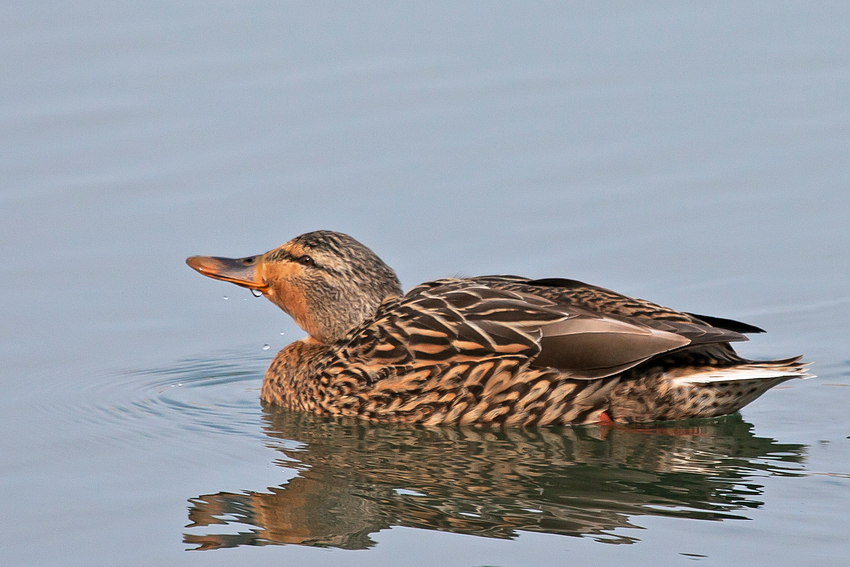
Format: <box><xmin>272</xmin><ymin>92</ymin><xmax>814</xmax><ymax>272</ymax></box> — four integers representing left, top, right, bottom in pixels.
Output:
<box><xmin>186</xmin><ymin>230</ymin><xmax>810</xmax><ymax>425</ymax></box>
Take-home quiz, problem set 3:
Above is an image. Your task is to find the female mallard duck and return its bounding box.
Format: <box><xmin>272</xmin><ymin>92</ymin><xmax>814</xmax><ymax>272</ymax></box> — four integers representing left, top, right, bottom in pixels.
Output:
<box><xmin>187</xmin><ymin>230</ymin><xmax>809</xmax><ymax>426</ymax></box>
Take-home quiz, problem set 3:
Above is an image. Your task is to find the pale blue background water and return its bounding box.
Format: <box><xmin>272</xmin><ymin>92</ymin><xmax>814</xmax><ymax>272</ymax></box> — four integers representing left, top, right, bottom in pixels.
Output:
<box><xmin>2</xmin><ymin>2</ymin><xmax>849</xmax><ymax>566</ymax></box>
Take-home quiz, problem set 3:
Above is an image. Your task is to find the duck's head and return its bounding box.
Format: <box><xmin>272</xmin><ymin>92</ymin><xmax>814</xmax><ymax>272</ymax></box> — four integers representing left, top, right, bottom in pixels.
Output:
<box><xmin>186</xmin><ymin>231</ymin><xmax>402</xmax><ymax>344</ymax></box>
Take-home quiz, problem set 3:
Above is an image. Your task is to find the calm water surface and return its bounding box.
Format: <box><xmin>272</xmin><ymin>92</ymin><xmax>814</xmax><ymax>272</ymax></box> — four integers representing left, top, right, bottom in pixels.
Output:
<box><xmin>2</xmin><ymin>2</ymin><xmax>849</xmax><ymax>566</ymax></box>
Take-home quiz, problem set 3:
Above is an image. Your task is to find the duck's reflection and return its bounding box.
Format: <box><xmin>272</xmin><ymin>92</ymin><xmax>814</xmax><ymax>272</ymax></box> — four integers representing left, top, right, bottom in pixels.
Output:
<box><xmin>185</xmin><ymin>411</ymin><xmax>805</xmax><ymax>550</ymax></box>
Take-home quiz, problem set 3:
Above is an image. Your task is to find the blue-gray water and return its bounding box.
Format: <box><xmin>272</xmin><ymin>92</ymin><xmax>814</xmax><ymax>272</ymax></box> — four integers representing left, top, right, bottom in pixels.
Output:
<box><xmin>2</xmin><ymin>2</ymin><xmax>849</xmax><ymax>566</ymax></box>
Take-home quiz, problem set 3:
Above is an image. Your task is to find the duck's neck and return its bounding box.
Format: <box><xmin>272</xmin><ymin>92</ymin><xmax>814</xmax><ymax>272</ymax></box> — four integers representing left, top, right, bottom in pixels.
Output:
<box><xmin>260</xmin><ymin>337</ymin><xmax>330</xmax><ymax>410</ymax></box>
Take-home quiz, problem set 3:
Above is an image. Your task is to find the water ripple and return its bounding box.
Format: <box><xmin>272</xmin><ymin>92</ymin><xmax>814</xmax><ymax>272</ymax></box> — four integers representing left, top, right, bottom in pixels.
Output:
<box><xmin>58</xmin><ymin>350</ymin><xmax>271</xmax><ymax>444</ymax></box>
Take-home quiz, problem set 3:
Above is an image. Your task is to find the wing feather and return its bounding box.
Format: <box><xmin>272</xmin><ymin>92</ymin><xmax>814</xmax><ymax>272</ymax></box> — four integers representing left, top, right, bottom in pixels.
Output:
<box><xmin>331</xmin><ymin>276</ymin><xmax>756</xmax><ymax>384</ymax></box>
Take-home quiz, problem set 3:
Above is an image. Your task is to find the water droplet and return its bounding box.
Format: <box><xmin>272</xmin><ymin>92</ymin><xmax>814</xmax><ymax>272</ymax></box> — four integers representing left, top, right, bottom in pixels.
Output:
<box><xmin>280</xmin><ymin>331</ymin><xmax>285</xmax><ymax>336</ymax></box>
<box><xmin>223</xmin><ymin>296</ymin><xmax>228</xmax><ymax>300</ymax></box>
<box><xmin>262</xmin><ymin>344</ymin><xmax>270</xmax><ymax>351</ymax></box>
<box><xmin>250</xmin><ymin>288</ymin><xmax>263</xmax><ymax>298</ymax></box>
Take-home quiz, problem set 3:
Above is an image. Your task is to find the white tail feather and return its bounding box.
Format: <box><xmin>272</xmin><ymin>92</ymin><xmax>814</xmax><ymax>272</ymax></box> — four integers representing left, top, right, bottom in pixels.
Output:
<box><xmin>673</xmin><ymin>365</ymin><xmax>814</xmax><ymax>385</ymax></box>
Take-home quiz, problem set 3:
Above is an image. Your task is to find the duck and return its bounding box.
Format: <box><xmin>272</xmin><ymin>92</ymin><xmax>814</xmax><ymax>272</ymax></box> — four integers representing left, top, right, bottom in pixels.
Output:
<box><xmin>186</xmin><ymin>230</ymin><xmax>809</xmax><ymax>426</ymax></box>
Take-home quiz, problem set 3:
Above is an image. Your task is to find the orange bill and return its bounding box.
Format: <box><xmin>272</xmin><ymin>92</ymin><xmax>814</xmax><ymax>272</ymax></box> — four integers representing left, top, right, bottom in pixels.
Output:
<box><xmin>185</xmin><ymin>255</ymin><xmax>269</xmax><ymax>292</ymax></box>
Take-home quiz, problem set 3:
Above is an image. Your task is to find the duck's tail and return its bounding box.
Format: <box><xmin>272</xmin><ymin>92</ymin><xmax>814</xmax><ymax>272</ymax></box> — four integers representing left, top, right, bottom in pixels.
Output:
<box><xmin>669</xmin><ymin>356</ymin><xmax>813</xmax><ymax>420</ymax></box>
<box><xmin>609</xmin><ymin>356</ymin><xmax>812</xmax><ymax>423</ymax></box>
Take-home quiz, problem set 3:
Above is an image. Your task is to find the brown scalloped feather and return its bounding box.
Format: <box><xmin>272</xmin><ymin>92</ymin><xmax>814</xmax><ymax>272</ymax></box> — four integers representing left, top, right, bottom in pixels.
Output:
<box><xmin>257</xmin><ymin>278</ymin><xmax>810</xmax><ymax>425</ymax></box>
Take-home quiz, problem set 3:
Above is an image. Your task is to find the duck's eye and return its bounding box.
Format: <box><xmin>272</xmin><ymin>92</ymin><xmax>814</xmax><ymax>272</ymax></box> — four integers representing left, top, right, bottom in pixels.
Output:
<box><xmin>297</xmin><ymin>255</ymin><xmax>315</xmax><ymax>267</ymax></box>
